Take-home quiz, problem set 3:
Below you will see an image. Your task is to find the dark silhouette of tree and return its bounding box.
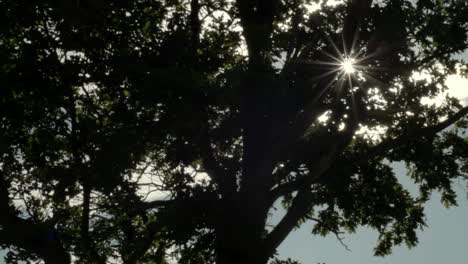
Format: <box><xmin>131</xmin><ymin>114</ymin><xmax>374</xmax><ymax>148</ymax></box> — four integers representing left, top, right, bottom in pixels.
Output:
<box><xmin>1</xmin><ymin>0</ymin><xmax>468</xmax><ymax>263</ymax></box>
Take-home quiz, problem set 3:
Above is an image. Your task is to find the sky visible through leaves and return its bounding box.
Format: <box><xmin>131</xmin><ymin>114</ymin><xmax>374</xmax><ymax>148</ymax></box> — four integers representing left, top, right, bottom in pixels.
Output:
<box><xmin>273</xmin><ymin>50</ymin><xmax>468</xmax><ymax>264</ymax></box>
<box><xmin>1</xmin><ymin>1</ymin><xmax>468</xmax><ymax>263</ymax></box>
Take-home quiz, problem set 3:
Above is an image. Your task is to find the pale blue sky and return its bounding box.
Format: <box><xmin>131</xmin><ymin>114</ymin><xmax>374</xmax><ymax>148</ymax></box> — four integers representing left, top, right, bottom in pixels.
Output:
<box><xmin>276</xmin><ymin>163</ymin><xmax>468</xmax><ymax>264</ymax></box>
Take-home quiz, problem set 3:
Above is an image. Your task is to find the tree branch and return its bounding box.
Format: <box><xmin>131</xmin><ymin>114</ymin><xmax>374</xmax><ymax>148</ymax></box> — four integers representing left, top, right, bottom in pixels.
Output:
<box><xmin>266</xmin><ymin>105</ymin><xmax>468</xmax><ymax>254</ymax></box>
<box><xmin>272</xmin><ymin>0</ymin><xmax>373</xmax><ymax>161</ymax></box>
<box><xmin>263</xmin><ymin>2</ymin><xmax>373</xmax><ymax>254</ymax></box>
<box><xmin>264</xmin><ymin>190</ymin><xmax>314</xmax><ymax>256</ymax></box>
<box><xmin>263</xmin><ymin>139</ymin><xmax>343</xmax><ymax>255</ymax></box>
<box><xmin>269</xmin><ymin>105</ymin><xmax>468</xmax><ymax>203</ymax></box>
<box><xmin>143</xmin><ymin>199</ymin><xmax>176</xmax><ymax>209</ymax></box>
<box><xmin>142</xmin><ymin>191</ymin><xmax>218</xmax><ymax>211</ymax></box>
<box><xmin>190</xmin><ymin>0</ymin><xmax>201</xmax><ymax>57</ymax></box>
<box><xmin>364</xmin><ymin>105</ymin><xmax>468</xmax><ymax>159</ymax></box>
<box><xmin>236</xmin><ymin>0</ymin><xmax>275</xmax><ymax>68</ymax></box>
<box><xmin>309</xmin><ymin>217</ymin><xmax>351</xmax><ymax>251</ymax></box>
<box><xmin>0</xmin><ymin>173</ymin><xmax>70</xmax><ymax>264</ymax></box>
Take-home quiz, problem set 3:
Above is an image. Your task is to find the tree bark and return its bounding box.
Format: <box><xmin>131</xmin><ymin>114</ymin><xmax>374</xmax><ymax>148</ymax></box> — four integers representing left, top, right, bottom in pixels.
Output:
<box><xmin>214</xmin><ymin>1</ymin><xmax>277</xmax><ymax>264</ymax></box>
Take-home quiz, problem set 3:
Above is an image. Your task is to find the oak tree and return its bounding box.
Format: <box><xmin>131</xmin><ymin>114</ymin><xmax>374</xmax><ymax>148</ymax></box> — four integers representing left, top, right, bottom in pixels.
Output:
<box><xmin>1</xmin><ymin>0</ymin><xmax>468</xmax><ymax>263</ymax></box>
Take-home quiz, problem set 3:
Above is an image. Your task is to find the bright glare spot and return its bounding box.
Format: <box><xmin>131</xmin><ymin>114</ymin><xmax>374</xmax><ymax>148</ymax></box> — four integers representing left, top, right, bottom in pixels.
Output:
<box><xmin>341</xmin><ymin>58</ymin><xmax>356</xmax><ymax>74</ymax></box>
<box><xmin>327</xmin><ymin>0</ymin><xmax>345</xmax><ymax>6</ymax></box>
<box><xmin>446</xmin><ymin>74</ymin><xmax>468</xmax><ymax>105</ymax></box>
<box><xmin>338</xmin><ymin>122</ymin><xmax>346</xmax><ymax>131</ymax></box>
<box><xmin>317</xmin><ymin>110</ymin><xmax>332</xmax><ymax>123</ymax></box>
<box><xmin>419</xmin><ymin>73</ymin><xmax>468</xmax><ymax>107</ymax></box>
<box><xmin>367</xmin><ymin>88</ymin><xmax>387</xmax><ymax>110</ymax></box>
<box><xmin>304</xmin><ymin>0</ymin><xmax>344</xmax><ymax>14</ymax></box>
<box><xmin>411</xmin><ymin>70</ymin><xmax>432</xmax><ymax>82</ymax></box>
<box><xmin>355</xmin><ymin>125</ymin><xmax>388</xmax><ymax>143</ymax></box>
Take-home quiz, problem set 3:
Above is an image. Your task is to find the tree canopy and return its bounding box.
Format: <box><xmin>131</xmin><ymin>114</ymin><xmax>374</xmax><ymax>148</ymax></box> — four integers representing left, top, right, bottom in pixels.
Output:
<box><xmin>1</xmin><ymin>0</ymin><xmax>468</xmax><ymax>263</ymax></box>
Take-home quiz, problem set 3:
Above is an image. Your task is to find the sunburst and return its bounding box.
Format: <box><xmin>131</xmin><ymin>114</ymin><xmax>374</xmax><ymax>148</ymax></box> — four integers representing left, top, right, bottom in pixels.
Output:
<box><xmin>292</xmin><ymin>27</ymin><xmax>389</xmax><ymax>130</ymax></box>
<box><xmin>313</xmin><ymin>31</ymin><xmax>385</xmax><ymax>91</ymax></box>
<box><xmin>289</xmin><ymin>24</ymin><xmax>389</xmax><ymax>109</ymax></box>
<box><xmin>341</xmin><ymin>57</ymin><xmax>356</xmax><ymax>74</ymax></box>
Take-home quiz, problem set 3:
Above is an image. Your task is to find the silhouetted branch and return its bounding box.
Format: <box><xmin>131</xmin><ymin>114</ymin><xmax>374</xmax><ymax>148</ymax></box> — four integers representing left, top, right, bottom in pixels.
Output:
<box><xmin>236</xmin><ymin>0</ymin><xmax>275</xmax><ymax>67</ymax></box>
<box><xmin>270</xmin><ymin>105</ymin><xmax>468</xmax><ymax>202</ymax></box>
<box><xmin>364</xmin><ymin>105</ymin><xmax>468</xmax><ymax>159</ymax></box>
<box><xmin>190</xmin><ymin>0</ymin><xmax>201</xmax><ymax>55</ymax></box>
<box><xmin>309</xmin><ymin>217</ymin><xmax>351</xmax><ymax>251</ymax></box>
<box><xmin>0</xmin><ymin>173</ymin><xmax>71</xmax><ymax>264</ymax></box>
<box><xmin>263</xmin><ymin>2</ymin><xmax>373</xmax><ymax>254</ymax></box>
<box><xmin>264</xmin><ymin>190</ymin><xmax>315</xmax><ymax>256</ymax></box>
<box><xmin>264</xmin><ymin>140</ymin><xmax>342</xmax><ymax>255</ymax></box>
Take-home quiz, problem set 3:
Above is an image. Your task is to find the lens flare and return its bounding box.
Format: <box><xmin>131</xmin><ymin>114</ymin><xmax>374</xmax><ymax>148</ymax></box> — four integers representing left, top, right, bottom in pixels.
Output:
<box><xmin>341</xmin><ymin>58</ymin><xmax>355</xmax><ymax>74</ymax></box>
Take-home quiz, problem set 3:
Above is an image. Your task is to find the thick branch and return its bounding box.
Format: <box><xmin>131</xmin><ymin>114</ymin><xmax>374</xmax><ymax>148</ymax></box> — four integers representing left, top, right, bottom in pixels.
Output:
<box><xmin>263</xmin><ymin>139</ymin><xmax>342</xmax><ymax>255</ymax></box>
<box><xmin>365</xmin><ymin>105</ymin><xmax>468</xmax><ymax>159</ymax></box>
<box><xmin>267</xmin><ymin>110</ymin><xmax>362</xmax><ymax>246</ymax></box>
<box><xmin>142</xmin><ymin>191</ymin><xmax>218</xmax><ymax>210</ymax></box>
<box><xmin>79</xmin><ymin>180</ymin><xmax>95</xmax><ymax>260</ymax></box>
<box><xmin>269</xmin><ymin>178</ymin><xmax>306</xmax><ymax>206</ymax></box>
<box><xmin>270</xmin><ymin>106</ymin><xmax>468</xmax><ymax>202</ymax></box>
<box><xmin>143</xmin><ymin>199</ymin><xmax>176</xmax><ymax>209</ymax></box>
<box><xmin>190</xmin><ymin>0</ymin><xmax>201</xmax><ymax>58</ymax></box>
<box><xmin>236</xmin><ymin>0</ymin><xmax>275</xmax><ymax>68</ymax></box>
<box><xmin>265</xmin><ymin>106</ymin><xmax>468</xmax><ymax>256</ymax></box>
<box><xmin>264</xmin><ymin>190</ymin><xmax>314</xmax><ymax>257</ymax></box>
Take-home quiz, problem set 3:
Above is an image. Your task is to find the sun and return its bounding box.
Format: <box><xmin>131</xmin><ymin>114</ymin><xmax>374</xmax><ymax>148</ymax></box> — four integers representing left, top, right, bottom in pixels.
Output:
<box><xmin>341</xmin><ymin>57</ymin><xmax>356</xmax><ymax>74</ymax></box>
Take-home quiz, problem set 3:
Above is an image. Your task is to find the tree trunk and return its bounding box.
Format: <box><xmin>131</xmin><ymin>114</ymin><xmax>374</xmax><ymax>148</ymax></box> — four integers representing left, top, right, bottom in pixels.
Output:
<box><xmin>217</xmin><ymin>58</ymin><xmax>275</xmax><ymax>264</ymax></box>
<box><xmin>215</xmin><ymin>182</ymin><xmax>271</xmax><ymax>264</ymax></box>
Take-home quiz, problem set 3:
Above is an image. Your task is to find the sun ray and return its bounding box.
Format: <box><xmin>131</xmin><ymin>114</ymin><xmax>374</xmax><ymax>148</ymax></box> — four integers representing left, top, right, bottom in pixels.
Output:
<box><xmin>350</xmin><ymin>45</ymin><xmax>368</xmax><ymax>61</ymax></box>
<box><xmin>294</xmin><ymin>59</ymin><xmax>342</xmax><ymax>67</ymax></box>
<box><xmin>300</xmin><ymin>25</ymin><xmax>389</xmax><ymax>120</ymax></box>
<box><xmin>359</xmin><ymin>71</ymin><xmax>387</xmax><ymax>86</ymax></box>
<box><xmin>353</xmin><ymin>47</ymin><xmax>387</xmax><ymax>64</ymax></box>
<box><xmin>341</xmin><ymin>33</ymin><xmax>349</xmax><ymax>59</ymax></box>
<box><xmin>349</xmin><ymin>25</ymin><xmax>361</xmax><ymax>57</ymax></box>
<box><xmin>321</xmin><ymin>49</ymin><xmax>344</xmax><ymax>64</ymax></box>
<box><xmin>317</xmin><ymin>72</ymin><xmax>344</xmax><ymax>98</ymax></box>
<box><xmin>309</xmin><ymin>68</ymin><xmax>343</xmax><ymax>82</ymax></box>
<box><xmin>323</xmin><ymin>34</ymin><xmax>345</xmax><ymax>61</ymax></box>
<box><xmin>333</xmin><ymin>71</ymin><xmax>348</xmax><ymax>96</ymax></box>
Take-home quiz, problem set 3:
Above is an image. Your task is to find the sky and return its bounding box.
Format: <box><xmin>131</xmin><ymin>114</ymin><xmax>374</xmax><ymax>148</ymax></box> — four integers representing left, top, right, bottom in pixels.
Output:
<box><xmin>275</xmin><ymin>163</ymin><xmax>468</xmax><ymax>264</ymax></box>
<box><xmin>274</xmin><ymin>50</ymin><xmax>468</xmax><ymax>264</ymax></box>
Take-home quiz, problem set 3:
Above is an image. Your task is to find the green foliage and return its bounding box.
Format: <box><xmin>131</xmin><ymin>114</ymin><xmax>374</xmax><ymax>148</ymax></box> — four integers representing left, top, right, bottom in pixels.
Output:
<box><xmin>0</xmin><ymin>0</ymin><xmax>467</xmax><ymax>263</ymax></box>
